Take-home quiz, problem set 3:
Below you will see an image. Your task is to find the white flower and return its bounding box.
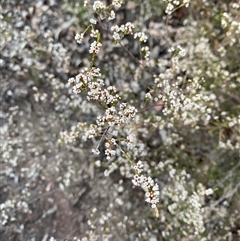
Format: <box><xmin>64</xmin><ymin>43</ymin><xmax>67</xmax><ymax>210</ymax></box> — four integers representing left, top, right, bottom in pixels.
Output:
<box><xmin>75</xmin><ymin>33</ymin><xmax>84</xmax><ymax>44</ymax></box>
<box><xmin>92</xmin><ymin>1</ymin><xmax>106</xmax><ymax>11</ymax></box>
<box><xmin>89</xmin><ymin>41</ymin><xmax>102</xmax><ymax>54</ymax></box>
<box><xmin>112</xmin><ymin>0</ymin><xmax>123</xmax><ymax>8</ymax></box>
<box><xmin>90</xmin><ymin>29</ymin><xmax>99</xmax><ymax>38</ymax></box>
<box><xmin>134</xmin><ymin>32</ymin><xmax>148</xmax><ymax>42</ymax></box>
<box><xmin>84</xmin><ymin>1</ymin><xmax>89</xmax><ymax>7</ymax></box>
<box><xmin>133</xmin><ymin>160</ymin><xmax>144</xmax><ymax>173</ymax></box>
<box><xmin>145</xmin><ymin>92</ymin><xmax>152</xmax><ymax>100</ymax></box>
<box><xmin>105</xmin><ymin>149</ymin><xmax>116</xmax><ymax>159</ymax></box>
<box><xmin>110</xmin><ymin>138</ymin><xmax>116</xmax><ymax>145</ymax></box>
<box><xmin>92</xmin><ymin>148</ymin><xmax>100</xmax><ymax>155</ymax></box>
<box><xmin>120</xmin><ymin>22</ymin><xmax>134</xmax><ymax>34</ymax></box>
<box><xmin>90</xmin><ymin>18</ymin><xmax>97</xmax><ymax>25</ymax></box>
<box><xmin>111</xmin><ymin>25</ymin><xmax>120</xmax><ymax>32</ymax></box>
<box><xmin>73</xmin><ymin>83</ymin><xmax>83</xmax><ymax>94</ymax></box>
<box><xmin>108</xmin><ymin>10</ymin><xmax>115</xmax><ymax>20</ymax></box>
<box><xmin>95</xmin><ymin>160</ymin><xmax>101</xmax><ymax>166</ymax></box>
<box><xmin>112</xmin><ymin>32</ymin><xmax>120</xmax><ymax>41</ymax></box>
<box><xmin>68</xmin><ymin>77</ymin><xmax>76</xmax><ymax>86</ymax></box>
<box><xmin>205</xmin><ymin>188</ymin><xmax>213</xmax><ymax>196</ymax></box>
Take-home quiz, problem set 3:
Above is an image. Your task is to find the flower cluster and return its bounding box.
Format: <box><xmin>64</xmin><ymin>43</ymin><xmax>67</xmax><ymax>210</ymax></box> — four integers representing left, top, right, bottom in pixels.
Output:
<box><xmin>88</xmin><ymin>85</ymin><xmax>120</xmax><ymax>105</ymax></box>
<box><xmin>90</xmin><ymin>29</ymin><xmax>99</xmax><ymax>38</ymax></box>
<box><xmin>132</xmin><ymin>161</ymin><xmax>160</xmax><ymax>209</ymax></box>
<box><xmin>159</xmin><ymin>162</ymin><xmax>216</xmax><ymax>238</ymax></box>
<box><xmin>108</xmin><ymin>10</ymin><xmax>115</xmax><ymax>20</ymax></box>
<box><xmin>141</xmin><ymin>46</ymin><xmax>150</xmax><ymax>61</ymax></box>
<box><xmin>134</xmin><ymin>32</ymin><xmax>148</xmax><ymax>43</ymax></box>
<box><xmin>89</xmin><ymin>41</ymin><xmax>102</xmax><ymax>55</ymax></box>
<box><xmin>112</xmin><ymin>0</ymin><xmax>123</xmax><ymax>8</ymax></box>
<box><xmin>75</xmin><ymin>33</ymin><xmax>84</xmax><ymax>44</ymax></box>
<box><xmin>92</xmin><ymin>1</ymin><xmax>106</xmax><ymax>12</ymax></box>
<box><xmin>163</xmin><ymin>0</ymin><xmax>190</xmax><ymax>15</ymax></box>
<box><xmin>1</xmin><ymin>199</ymin><xmax>29</xmax><ymax>226</ymax></box>
<box><xmin>111</xmin><ymin>22</ymin><xmax>135</xmax><ymax>41</ymax></box>
<box><xmin>96</xmin><ymin>104</ymin><xmax>138</xmax><ymax>127</ymax></box>
<box><xmin>105</xmin><ymin>147</ymin><xmax>116</xmax><ymax>160</ymax></box>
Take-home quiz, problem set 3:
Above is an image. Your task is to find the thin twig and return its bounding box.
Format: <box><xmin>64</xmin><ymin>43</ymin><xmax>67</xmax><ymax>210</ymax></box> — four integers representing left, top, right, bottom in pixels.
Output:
<box><xmin>96</xmin><ymin>125</ymin><xmax>110</xmax><ymax>150</ymax></box>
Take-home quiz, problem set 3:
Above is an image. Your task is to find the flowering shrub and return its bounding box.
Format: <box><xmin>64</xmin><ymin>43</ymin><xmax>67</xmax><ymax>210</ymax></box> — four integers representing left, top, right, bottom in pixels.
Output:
<box><xmin>1</xmin><ymin>0</ymin><xmax>240</xmax><ymax>241</ymax></box>
<box><xmin>61</xmin><ymin>0</ymin><xmax>240</xmax><ymax>240</ymax></box>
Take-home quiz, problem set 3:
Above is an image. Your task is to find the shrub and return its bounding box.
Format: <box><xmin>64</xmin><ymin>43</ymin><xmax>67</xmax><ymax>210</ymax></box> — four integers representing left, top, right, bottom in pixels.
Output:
<box><xmin>1</xmin><ymin>0</ymin><xmax>239</xmax><ymax>241</ymax></box>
